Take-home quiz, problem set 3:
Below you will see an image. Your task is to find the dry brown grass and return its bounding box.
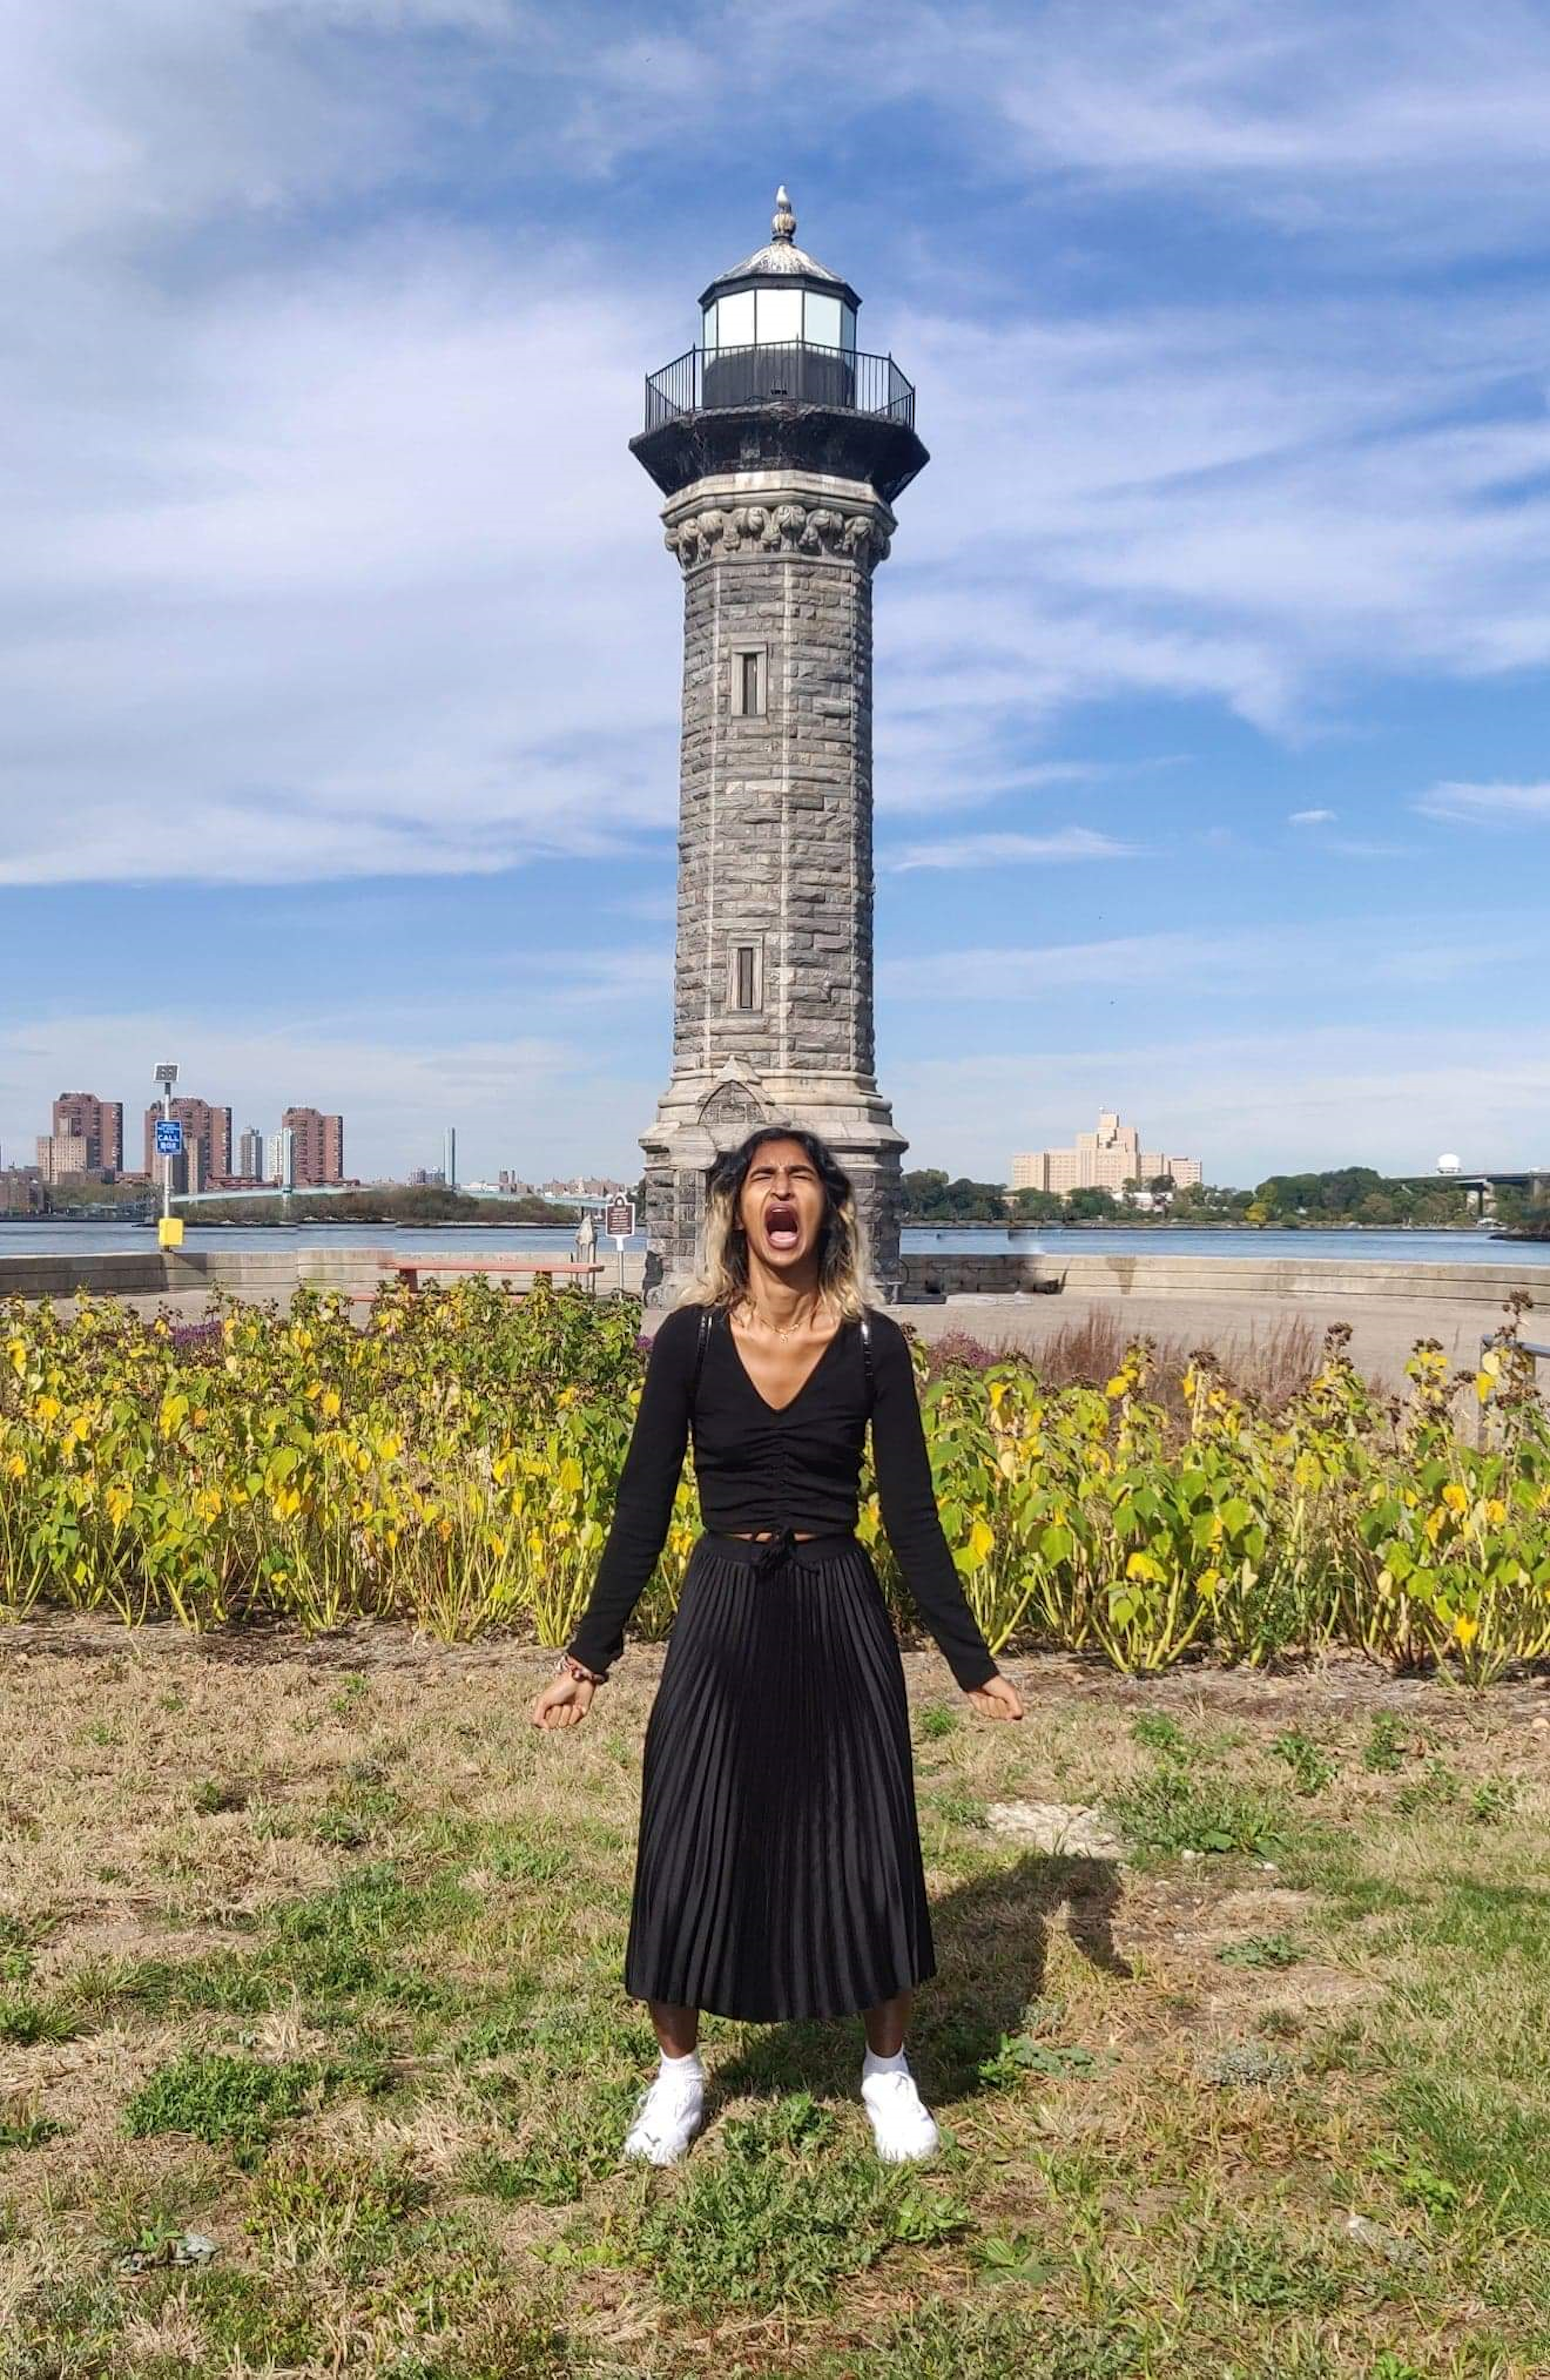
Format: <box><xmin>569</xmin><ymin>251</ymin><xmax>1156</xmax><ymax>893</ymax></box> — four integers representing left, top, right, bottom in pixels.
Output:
<box><xmin>921</xmin><ymin>1307</ymin><xmax>1330</xmax><ymax>1412</ymax></box>
<box><xmin>2</xmin><ymin>1618</ymin><xmax>1549</xmax><ymax>2376</ymax></box>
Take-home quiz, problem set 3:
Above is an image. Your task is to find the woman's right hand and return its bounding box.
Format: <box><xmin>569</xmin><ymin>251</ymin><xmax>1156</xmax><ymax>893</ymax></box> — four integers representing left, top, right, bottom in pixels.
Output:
<box><xmin>530</xmin><ymin>1671</ymin><xmax>597</xmax><ymax>1730</ymax></box>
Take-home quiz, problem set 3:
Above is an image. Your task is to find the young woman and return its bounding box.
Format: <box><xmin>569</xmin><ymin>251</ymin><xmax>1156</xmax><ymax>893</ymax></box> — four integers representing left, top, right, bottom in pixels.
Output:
<box><xmin>530</xmin><ymin>1126</ymin><xmax>1023</xmax><ymax>2166</ymax></box>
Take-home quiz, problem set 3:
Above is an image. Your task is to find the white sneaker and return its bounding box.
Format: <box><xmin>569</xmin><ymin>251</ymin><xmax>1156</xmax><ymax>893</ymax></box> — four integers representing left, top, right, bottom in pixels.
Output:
<box><xmin>861</xmin><ymin>2061</ymin><xmax>940</xmax><ymax>2164</ymax></box>
<box><xmin>622</xmin><ymin>2064</ymin><xmax>706</xmax><ymax>2166</ymax></box>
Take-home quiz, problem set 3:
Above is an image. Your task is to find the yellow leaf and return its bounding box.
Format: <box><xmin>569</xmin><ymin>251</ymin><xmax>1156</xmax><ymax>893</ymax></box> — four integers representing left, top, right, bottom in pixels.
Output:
<box><xmin>1454</xmin><ymin>1611</ymin><xmax>1479</xmax><ymax>1646</ymax></box>
<box><xmin>968</xmin><ymin>1518</ymin><xmax>995</xmax><ymax>1565</ymax></box>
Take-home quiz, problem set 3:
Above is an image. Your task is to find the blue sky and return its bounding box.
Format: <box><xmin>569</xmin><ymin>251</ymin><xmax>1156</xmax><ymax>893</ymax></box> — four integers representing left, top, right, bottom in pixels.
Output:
<box><xmin>2</xmin><ymin>0</ymin><xmax>1549</xmax><ymax>1187</ymax></box>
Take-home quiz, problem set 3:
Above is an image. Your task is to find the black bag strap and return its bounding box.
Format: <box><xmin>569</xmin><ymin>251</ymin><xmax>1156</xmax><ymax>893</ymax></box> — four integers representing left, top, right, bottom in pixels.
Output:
<box><xmin>860</xmin><ymin>1309</ymin><xmax>873</xmax><ymax>1404</ymax></box>
<box><xmin>693</xmin><ymin>1304</ymin><xmax>713</xmax><ymax>1408</ymax></box>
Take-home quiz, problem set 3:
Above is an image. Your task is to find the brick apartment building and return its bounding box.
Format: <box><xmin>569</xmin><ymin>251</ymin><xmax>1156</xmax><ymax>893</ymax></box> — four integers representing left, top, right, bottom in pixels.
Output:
<box><xmin>52</xmin><ymin>1092</ymin><xmax>124</xmax><ymax>1174</ymax></box>
<box><xmin>142</xmin><ymin>1098</ymin><xmax>232</xmax><ymax>1190</ymax></box>
<box><xmin>281</xmin><ymin>1109</ymin><xmax>344</xmax><ymax>1186</ymax></box>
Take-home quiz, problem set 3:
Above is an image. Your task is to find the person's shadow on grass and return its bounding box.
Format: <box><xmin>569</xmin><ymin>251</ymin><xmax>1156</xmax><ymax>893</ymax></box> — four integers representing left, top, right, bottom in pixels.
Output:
<box><xmin>711</xmin><ymin>1850</ymin><xmax>1132</xmax><ymax>2106</ymax></box>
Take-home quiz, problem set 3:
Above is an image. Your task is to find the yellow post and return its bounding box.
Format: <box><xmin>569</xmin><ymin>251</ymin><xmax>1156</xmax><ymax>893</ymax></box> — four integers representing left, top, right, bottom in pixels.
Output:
<box><xmin>158</xmin><ymin>1216</ymin><xmax>184</xmax><ymax>1249</ymax></box>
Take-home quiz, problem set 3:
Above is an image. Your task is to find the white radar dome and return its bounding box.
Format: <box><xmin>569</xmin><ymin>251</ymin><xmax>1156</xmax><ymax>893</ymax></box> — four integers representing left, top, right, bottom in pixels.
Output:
<box><xmin>1437</xmin><ymin>1153</ymin><xmax>1461</xmax><ymax>1175</ymax></box>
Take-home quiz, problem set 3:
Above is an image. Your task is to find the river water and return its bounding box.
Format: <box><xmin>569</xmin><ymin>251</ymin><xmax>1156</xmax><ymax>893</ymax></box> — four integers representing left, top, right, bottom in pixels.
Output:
<box><xmin>3</xmin><ymin>1221</ymin><xmax>1546</xmax><ymax>1266</ymax></box>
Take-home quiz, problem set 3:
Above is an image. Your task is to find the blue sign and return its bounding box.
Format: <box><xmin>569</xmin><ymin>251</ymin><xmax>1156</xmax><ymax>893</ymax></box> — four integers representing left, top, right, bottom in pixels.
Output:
<box><xmin>155</xmin><ymin>1119</ymin><xmax>184</xmax><ymax>1158</ymax></box>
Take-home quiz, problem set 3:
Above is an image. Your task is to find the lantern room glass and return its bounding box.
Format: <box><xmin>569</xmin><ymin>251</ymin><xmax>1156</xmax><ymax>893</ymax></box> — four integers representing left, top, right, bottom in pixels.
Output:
<box><xmin>701</xmin><ymin>289</ymin><xmax>857</xmax><ymax>354</ymax></box>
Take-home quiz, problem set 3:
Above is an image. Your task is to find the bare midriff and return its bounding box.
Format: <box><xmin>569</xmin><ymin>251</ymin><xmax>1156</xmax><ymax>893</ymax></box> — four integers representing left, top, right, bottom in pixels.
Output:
<box><xmin>726</xmin><ymin>1529</ymin><xmax>821</xmax><ymax>1541</ymax></box>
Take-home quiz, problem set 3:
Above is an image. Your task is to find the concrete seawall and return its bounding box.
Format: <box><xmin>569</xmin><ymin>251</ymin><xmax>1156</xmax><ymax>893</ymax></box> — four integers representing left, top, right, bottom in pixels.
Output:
<box><xmin>0</xmin><ymin>1245</ymin><xmax>1542</xmax><ymax>1312</ymax></box>
<box><xmin>895</xmin><ymin>1250</ymin><xmax>1546</xmax><ymax>1307</ymax></box>
<box><xmin>0</xmin><ymin>1248</ymin><xmax>570</xmax><ymax>1305</ymax></box>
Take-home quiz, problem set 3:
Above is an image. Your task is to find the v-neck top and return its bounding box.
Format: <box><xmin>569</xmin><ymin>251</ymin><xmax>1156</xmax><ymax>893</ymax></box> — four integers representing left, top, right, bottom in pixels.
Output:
<box><xmin>565</xmin><ymin>1302</ymin><xmax>1000</xmax><ymax>1691</ymax></box>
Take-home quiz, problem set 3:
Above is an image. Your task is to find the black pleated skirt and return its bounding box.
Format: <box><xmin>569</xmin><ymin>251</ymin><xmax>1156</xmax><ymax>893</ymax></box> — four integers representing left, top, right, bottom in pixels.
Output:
<box><xmin>623</xmin><ymin>1528</ymin><xmax>936</xmax><ymax>2023</ymax></box>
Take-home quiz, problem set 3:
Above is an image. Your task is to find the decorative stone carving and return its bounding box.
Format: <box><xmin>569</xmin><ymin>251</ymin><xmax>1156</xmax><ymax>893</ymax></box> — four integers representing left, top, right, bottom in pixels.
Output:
<box><xmin>698</xmin><ymin>1080</ymin><xmax>764</xmax><ymax>1147</ymax></box>
<box><xmin>666</xmin><ymin>499</ymin><xmax>890</xmax><ymax>571</ymax></box>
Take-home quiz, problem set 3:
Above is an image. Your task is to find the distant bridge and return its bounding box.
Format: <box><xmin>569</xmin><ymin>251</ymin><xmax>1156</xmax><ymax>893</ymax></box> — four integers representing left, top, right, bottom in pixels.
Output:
<box><xmin>1393</xmin><ymin>1169</ymin><xmax>1550</xmax><ymax>1214</ymax></box>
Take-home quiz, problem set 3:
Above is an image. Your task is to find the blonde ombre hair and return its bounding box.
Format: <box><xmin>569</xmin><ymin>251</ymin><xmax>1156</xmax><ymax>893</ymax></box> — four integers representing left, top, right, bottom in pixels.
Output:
<box><xmin>679</xmin><ymin>1125</ymin><xmax>884</xmax><ymax>1321</ymax></box>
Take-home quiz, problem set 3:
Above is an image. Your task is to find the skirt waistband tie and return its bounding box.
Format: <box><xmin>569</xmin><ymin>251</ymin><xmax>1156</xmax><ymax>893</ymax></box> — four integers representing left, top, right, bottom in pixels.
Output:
<box><xmin>704</xmin><ymin>1527</ymin><xmax>860</xmax><ymax>1575</ymax></box>
<box><xmin>750</xmin><ymin>1526</ymin><xmax>804</xmax><ymax>1576</ymax></box>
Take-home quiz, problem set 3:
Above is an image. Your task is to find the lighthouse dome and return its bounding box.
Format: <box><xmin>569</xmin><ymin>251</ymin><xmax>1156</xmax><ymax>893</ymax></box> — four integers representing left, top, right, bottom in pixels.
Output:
<box><xmin>699</xmin><ymin>188</ymin><xmax>860</xmax><ymax>362</ymax></box>
<box><xmin>706</xmin><ymin>187</ymin><xmax>850</xmax><ymax>290</ymax></box>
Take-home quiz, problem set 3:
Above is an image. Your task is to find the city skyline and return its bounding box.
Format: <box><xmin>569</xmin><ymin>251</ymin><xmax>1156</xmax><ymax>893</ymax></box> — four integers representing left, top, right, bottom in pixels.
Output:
<box><xmin>0</xmin><ymin>1061</ymin><xmax>1535</xmax><ymax>1194</ymax></box>
<box><xmin>2</xmin><ymin>8</ymin><xmax>1550</xmax><ymax>1184</ymax></box>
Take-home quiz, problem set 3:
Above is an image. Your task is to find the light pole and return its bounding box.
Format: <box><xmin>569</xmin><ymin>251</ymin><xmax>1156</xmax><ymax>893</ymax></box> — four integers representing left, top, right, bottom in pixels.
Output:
<box><xmin>153</xmin><ymin>1061</ymin><xmax>179</xmax><ymax>1234</ymax></box>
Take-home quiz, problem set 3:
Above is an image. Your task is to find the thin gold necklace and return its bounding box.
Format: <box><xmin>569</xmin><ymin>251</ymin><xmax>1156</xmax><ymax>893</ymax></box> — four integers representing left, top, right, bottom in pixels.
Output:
<box><xmin>742</xmin><ymin>1290</ymin><xmax>825</xmax><ymax>1339</ymax></box>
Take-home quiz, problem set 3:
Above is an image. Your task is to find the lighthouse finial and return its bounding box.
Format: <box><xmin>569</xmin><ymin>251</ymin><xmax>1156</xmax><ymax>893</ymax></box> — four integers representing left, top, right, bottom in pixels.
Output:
<box><xmin>772</xmin><ymin>185</ymin><xmax>796</xmax><ymax>244</ymax></box>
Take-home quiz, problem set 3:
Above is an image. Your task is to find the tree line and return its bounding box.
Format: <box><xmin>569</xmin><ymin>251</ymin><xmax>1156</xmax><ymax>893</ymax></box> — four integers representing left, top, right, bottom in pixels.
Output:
<box><xmin>903</xmin><ymin>1164</ymin><xmax>1544</xmax><ymax>1229</ymax></box>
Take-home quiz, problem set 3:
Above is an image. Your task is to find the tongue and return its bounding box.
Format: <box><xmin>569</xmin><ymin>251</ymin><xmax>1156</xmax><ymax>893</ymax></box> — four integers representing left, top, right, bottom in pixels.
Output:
<box><xmin>767</xmin><ymin>1223</ymin><xmax>799</xmax><ymax>1247</ymax></box>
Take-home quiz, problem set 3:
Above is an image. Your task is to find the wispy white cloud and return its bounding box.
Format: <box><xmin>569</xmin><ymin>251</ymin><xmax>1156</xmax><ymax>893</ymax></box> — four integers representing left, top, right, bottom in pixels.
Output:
<box><xmin>880</xmin><ymin>826</ymin><xmax>1141</xmax><ymax>872</ymax></box>
<box><xmin>877</xmin><ymin>914</ymin><xmax>1537</xmax><ymax>1002</ymax></box>
<box><xmin>1289</xmin><ymin>808</ymin><xmax>1336</xmax><ymax>825</ymax></box>
<box><xmin>1415</xmin><ymin>780</ymin><xmax>1550</xmax><ymax>825</ymax></box>
<box><xmin>5</xmin><ymin>2</ymin><xmax>1550</xmax><ymax>890</ymax></box>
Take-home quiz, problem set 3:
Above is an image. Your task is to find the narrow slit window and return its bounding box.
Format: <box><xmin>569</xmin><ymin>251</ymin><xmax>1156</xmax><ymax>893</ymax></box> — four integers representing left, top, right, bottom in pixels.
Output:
<box><xmin>735</xmin><ymin>945</ymin><xmax>758</xmax><ymax>1009</ymax></box>
<box><xmin>732</xmin><ymin>647</ymin><xmax>766</xmax><ymax>717</ymax></box>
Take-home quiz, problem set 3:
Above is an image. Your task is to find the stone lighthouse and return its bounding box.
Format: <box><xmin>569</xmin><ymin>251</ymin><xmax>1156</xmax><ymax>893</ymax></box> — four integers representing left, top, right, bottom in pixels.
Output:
<box><xmin>631</xmin><ymin>188</ymin><xmax>928</xmax><ymax>1304</ymax></box>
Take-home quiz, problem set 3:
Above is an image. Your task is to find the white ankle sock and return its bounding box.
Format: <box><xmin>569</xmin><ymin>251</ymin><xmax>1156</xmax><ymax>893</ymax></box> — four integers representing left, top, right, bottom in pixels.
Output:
<box><xmin>659</xmin><ymin>2047</ymin><xmax>703</xmax><ymax>2079</ymax></box>
<box><xmin>863</xmin><ymin>2045</ymin><xmax>908</xmax><ymax>2077</ymax></box>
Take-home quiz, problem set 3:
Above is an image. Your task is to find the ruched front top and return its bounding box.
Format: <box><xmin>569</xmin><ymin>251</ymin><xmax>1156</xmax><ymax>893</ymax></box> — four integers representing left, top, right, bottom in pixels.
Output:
<box><xmin>565</xmin><ymin>1301</ymin><xmax>1000</xmax><ymax>1691</ymax></box>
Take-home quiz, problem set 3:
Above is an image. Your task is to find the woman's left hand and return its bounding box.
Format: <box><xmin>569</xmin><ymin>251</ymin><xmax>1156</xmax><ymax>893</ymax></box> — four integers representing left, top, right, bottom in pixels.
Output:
<box><xmin>966</xmin><ymin>1673</ymin><xmax>1023</xmax><ymax>1721</ymax></box>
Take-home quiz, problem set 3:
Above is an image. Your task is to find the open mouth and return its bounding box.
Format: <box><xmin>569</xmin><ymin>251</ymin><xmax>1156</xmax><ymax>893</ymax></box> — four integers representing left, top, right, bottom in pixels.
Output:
<box><xmin>763</xmin><ymin>1202</ymin><xmax>802</xmax><ymax>1252</ymax></box>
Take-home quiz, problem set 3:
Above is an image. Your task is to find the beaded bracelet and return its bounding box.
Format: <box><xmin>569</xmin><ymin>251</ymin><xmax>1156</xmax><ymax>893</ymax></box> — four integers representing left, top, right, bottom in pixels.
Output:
<box><xmin>554</xmin><ymin>1650</ymin><xmax>606</xmax><ymax>1686</ymax></box>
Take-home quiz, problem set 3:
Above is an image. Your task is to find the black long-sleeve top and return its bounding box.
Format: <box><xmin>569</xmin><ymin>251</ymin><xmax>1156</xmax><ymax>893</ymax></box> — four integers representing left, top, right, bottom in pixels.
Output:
<box><xmin>565</xmin><ymin>1302</ymin><xmax>1001</xmax><ymax>1691</ymax></box>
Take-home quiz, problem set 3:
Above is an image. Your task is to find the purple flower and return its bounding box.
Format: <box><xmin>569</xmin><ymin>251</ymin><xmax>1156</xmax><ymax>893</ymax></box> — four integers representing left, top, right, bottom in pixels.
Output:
<box><xmin>168</xmin><ymin>1320</ymin><xmax>224</xmax><ymax>1354</ymax></box>
<box><xmin>926</xmin><ymin>1330</ymin><xmax>998</xmax><ymax>1377</ymax></box>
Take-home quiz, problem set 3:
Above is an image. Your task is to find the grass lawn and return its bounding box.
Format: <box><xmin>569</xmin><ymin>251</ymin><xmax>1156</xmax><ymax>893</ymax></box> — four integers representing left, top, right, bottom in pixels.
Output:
<box><xmin>2</xmin><ymin>1616</ymin><xmax>1549</xmax><ymax>2379</ymax></box>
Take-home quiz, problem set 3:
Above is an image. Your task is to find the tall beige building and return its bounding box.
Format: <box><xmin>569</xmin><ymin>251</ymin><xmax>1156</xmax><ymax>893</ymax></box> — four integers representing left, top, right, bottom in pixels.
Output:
<box><xmin>1012</xmin><ymin>1111</ymin><xmax>1201</xmax><ymax>1196</ymax></box>
<box><xmin>36</xmin><ymin>1133</ymin><xmax>90</xmax><ymax>1184</ymax></box>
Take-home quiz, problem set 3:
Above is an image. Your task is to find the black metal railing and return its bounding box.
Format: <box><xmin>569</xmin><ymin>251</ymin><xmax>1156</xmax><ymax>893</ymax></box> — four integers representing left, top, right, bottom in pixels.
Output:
<box><xmin>643</xmin><ymin>342</ymin><xmax>915</xmax><ymax>433</ymax></box>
